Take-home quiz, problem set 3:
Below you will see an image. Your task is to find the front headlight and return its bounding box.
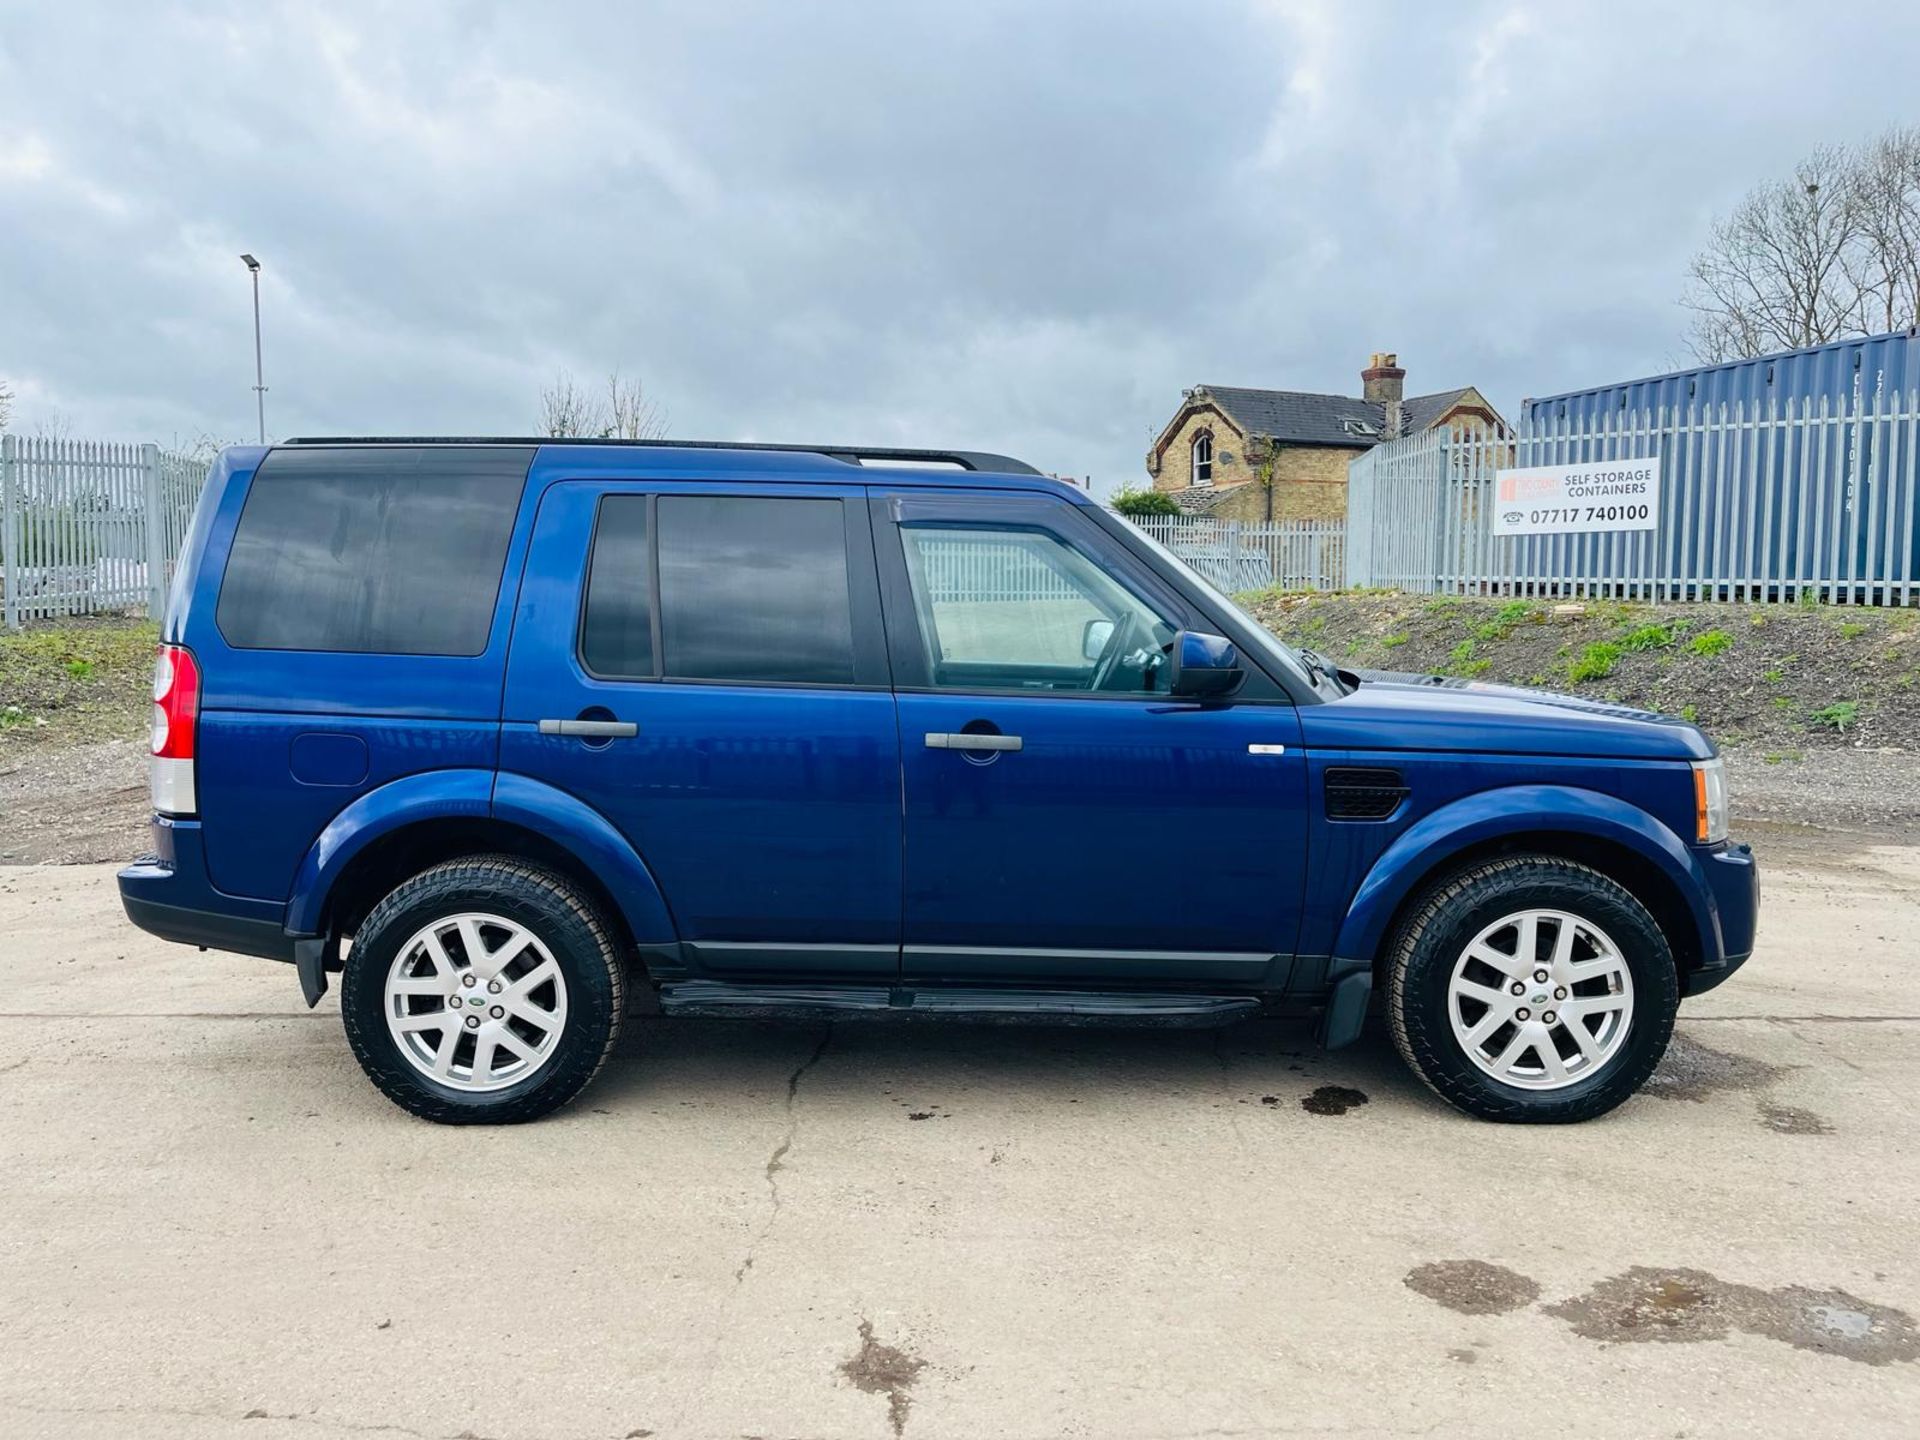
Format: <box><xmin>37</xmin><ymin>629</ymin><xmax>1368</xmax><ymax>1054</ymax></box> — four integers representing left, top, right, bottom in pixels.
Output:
<box><xmin>1692</xmin><ymin>757</ymin><xmax>1728</xmax><ymax>844</ymax></box>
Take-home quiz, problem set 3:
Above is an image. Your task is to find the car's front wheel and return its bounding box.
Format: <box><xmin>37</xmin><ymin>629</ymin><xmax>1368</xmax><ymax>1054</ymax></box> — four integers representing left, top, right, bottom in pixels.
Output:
<box><xmin>340</xmin><ymin>857</ymin><xmax>626</xmax><ymax>1124</ymax></box>
<box><xmin>1386</xmin><ymin>855</ymin><xmax>1678</xmax><ymax>1123</ymax></box>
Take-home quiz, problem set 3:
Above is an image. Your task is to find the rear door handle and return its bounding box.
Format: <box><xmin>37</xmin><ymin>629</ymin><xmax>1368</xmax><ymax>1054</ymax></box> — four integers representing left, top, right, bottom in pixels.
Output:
<box><xmin>538</xmin><ymin>719</ymin><xmax>639</xmax><ymax>738</ymax></box>
<box><xmin>925</xmin><ymin>732</ymin><xmax>1022</xmax><ymax>752</ymax></box>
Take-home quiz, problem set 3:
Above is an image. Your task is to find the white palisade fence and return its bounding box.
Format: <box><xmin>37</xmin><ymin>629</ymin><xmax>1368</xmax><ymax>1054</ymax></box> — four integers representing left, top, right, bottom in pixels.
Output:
<box><xmin>1</xmin><ymin>436</ymin><xmax>208</xmax><ymax>627</ymax></box>
<box><xmin>1347</xmin><ymin>391</ymin><xmax>1920</xmax><ymax>604</ymax></box>
<box><xmin>1123</xmin><ymin>515</ymin><xmax>1346</xmax><ymax>594</ymax></box>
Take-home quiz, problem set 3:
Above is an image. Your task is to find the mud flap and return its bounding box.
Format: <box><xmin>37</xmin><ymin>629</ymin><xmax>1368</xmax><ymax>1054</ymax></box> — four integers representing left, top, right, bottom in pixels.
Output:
<box><xmin>1317</xmin><ymin>962</ymin><xmax>1373</xmax><ymax>1050</ymax></box>
<box><xmin>292</xmin><ymin>937</ymin><xmax>333</xmax><ymax>1009</ymax></box>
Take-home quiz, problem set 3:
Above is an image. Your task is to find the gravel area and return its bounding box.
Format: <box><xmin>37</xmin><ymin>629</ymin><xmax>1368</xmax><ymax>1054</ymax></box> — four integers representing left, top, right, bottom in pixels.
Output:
<box><xmin>0</xmin><ymin>737</ymin><xmax>150</xmax><ymax>864</ymax></box>
<box><xmin>4</xmin><ymin>732</ymin><xmax>1915</xmax><ymax>868</ymax></box>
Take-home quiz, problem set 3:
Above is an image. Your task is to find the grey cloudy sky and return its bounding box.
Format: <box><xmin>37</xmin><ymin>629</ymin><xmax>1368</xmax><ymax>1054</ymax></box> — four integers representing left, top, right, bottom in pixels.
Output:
<box><xmin>4</xmin><ymin>2</ymin><xmax>1919</xmax><ymax>489</ymax></box>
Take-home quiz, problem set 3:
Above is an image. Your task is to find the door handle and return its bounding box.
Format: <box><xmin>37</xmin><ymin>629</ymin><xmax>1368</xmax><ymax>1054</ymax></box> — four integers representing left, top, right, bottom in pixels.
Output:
<box><xmin>539</xmin><ymin>718</ymin><xmax>638</xmax><ymax>738</ymax></box>
<box><xmin>925</xmin><ymin>732</ymin><xmax>1022</xmax><ymax>752</ymax></box>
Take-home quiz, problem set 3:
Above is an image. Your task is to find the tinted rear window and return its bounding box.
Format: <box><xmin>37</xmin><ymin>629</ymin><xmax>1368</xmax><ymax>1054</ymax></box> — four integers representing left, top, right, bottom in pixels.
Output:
<box><xmin>217</xmin><ymin>447</ymin><xmax>530</xmax><ymax>655</ymax></box>
<box><xmin>579</xmin><ymin>496</ymin><xmax>655</xmax><ymax>679</ymax></box>
<box><xmin>656</xmin><ymin>495</ymin><xmax>855</xmax><ymax>685</ymax></box>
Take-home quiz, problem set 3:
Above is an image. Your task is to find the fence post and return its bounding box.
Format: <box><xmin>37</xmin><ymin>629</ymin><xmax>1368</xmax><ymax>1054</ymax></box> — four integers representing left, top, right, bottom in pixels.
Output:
<box><xmin>141</xmin><ymin>443</ymin><xmax>166</xmax><ymax>619</ymax></box>
<box><xmin>2</xmin><ymin>434</ymin><xmax>18</xmax><ymax>631</ymax></box>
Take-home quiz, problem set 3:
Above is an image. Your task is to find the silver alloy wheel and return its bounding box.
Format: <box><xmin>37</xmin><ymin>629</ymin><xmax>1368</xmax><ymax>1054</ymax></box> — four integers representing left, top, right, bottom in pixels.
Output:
<box><xmin>1446</xmin><ymin>908</ymin><xmax>1634</xmax><ymax>1091</ymax></box>
<box><xmin>383</xmin><ymin>912</ymin><xmax>569</xmax><ymax>1093</ymax></box>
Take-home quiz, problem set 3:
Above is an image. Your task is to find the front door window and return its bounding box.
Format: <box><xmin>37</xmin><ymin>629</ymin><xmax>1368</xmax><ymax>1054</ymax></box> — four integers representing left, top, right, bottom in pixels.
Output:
<box><xmin>898</xmin><ymin>525</ymin><xmax>1177</xmax><ymax>695</ymax></box>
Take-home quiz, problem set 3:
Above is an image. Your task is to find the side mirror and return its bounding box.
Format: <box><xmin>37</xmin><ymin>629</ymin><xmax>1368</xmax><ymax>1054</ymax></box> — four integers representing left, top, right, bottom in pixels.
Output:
<box><xmin>1081</xmin><ymin>617</ymin><xmax>1116</xmax><ymax>663</ymax></box>
<box><xmin>1167</xmin><ymin>630</ymin><xmax>1243</xmax><ymax>698</ymax></box>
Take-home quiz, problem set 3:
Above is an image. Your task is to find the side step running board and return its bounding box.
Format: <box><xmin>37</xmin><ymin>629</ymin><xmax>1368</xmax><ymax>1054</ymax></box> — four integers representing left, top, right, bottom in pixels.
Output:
<box><xmin>659</xmin><ymin>981</ymin><xmax>1263</xmax><ymax>1026</ymax></box>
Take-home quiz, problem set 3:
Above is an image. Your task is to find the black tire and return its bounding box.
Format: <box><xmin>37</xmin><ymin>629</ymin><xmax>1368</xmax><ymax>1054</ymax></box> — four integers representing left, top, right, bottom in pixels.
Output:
<box><xmin>341</xmin><ymin>856</ymin><xmax>626</xmax><ymax>1124</ymax></box>
<box><xmin>1386</xmin><ymin>855</ymin><xmax>1677</xmax><ymax>1124</ymax></box>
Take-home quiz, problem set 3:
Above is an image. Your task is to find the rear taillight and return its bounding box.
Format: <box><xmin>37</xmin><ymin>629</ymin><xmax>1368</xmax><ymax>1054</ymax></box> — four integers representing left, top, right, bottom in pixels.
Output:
<box><xmin>151</xmin><ymin>644</ymin><xmax>200</xmax><ymax>815</ymax></box>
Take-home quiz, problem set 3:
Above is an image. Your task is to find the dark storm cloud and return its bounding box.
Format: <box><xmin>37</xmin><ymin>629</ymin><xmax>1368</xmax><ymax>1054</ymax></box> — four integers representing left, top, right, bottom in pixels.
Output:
<box><xmin>3</xmin><ymin>1</ymin><xmax>1919</xmax><ymax>489</ymax></box>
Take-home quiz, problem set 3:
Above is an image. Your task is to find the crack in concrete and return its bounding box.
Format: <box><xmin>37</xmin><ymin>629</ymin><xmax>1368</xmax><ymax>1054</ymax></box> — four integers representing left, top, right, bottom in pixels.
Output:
<box><xmin>735</xmin><ymin>1024</ymin><xmax>834</xmax><ymax>1284</ymax></box>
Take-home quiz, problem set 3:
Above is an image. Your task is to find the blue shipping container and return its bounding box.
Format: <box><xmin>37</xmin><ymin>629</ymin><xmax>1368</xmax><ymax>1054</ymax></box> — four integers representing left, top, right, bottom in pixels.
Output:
<box><xmin>1509</xmin><ymin>328</ymin><xmax>1920</xmax><ymax>603</ymax></box>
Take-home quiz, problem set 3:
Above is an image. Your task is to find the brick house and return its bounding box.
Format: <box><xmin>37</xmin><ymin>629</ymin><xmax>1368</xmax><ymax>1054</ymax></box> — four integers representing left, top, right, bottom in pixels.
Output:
<box><xmin>1144</xmin><ymin>354</ymin><xmax>1506</xmax><ymax>521</ymax></box>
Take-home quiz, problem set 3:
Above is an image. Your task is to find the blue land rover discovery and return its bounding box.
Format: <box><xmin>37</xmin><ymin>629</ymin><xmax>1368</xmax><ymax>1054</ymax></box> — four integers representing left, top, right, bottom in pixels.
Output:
<box><xmin>120</xmin><ymin>439</ymin><xmax>1757</xmax><ymax>1124</ymax></box>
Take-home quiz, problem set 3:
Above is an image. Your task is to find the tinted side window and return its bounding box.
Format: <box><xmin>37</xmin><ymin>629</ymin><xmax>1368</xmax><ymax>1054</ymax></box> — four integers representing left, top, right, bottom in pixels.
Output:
<box><xmin>217</xmin><ymin>446</ymin><xmax>530</xmax><ymax>655</ymax></box>
<box><xmin>579</xmin><ymin>497</ymin><xmax>655</xmax><ymax>678</ymax></box>
<box><xmin>657</xmin><ymin>496</ymin><xmax>855</xmax><ymax>685</ymax></box>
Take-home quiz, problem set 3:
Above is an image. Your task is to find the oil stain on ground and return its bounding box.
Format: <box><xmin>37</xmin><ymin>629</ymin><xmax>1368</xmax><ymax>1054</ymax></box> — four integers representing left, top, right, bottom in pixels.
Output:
<box><xmin>1301</xmin><ymin>1085</ymin><xmax>1369</xmax><ymax>1116</ymax></box>
<box><xmin>1646</xmin><ymin>1032</ymin><xmax>1834</xmax><ymax>1136</ymax></box>
<box><xmin>840</xmin><ymin>1319</ymin><xmax>928</xmax><ymax>1436</ymax></box>
<box><xmin>1545</xmin><ymin>1267</ymin><xmax>1920</xmax><ymax>1366</ymax></box>
<box><xmin>1758</xmin><ymin>1100</ymin><xmax>1834</xmax><ymax>1135</ymax></box>
<box><xmin>1644</xmin><ymin>1032</ymin><xmax>1785</xmax><ymax>1102</ymax></box>
<box><xmin>1404</xmin><ymin>1260</ymin><xmax>1540</xmax><ymax>1316</ymax></box>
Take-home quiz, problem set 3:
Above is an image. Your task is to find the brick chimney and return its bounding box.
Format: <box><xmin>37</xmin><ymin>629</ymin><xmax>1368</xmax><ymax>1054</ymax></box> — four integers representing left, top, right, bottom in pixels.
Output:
<box><xmin>1361</xmin><ymin>351</ymin><xmax>1405</xmax><ymax>404</ymax></box>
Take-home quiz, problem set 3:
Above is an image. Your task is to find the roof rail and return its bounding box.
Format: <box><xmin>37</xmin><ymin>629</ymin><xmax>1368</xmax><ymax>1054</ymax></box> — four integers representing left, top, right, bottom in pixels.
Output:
<box><xmin>279</xmin><ymin>436</ymin><xmax>1041</xmax><ymax>475</ymax></box>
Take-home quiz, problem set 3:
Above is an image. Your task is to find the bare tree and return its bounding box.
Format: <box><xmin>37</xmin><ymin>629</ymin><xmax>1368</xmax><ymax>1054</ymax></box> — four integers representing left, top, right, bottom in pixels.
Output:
<box><xmin>604</xmin><ymin>369</ymin><xmax>668</xmax><ymax>440</ymax></box>
<box><xmin>538</xmin><ymin>370</ymin><xmax>606</xmax><ymax>437</ymax></box>
<box><xmin>1848</xmin><ymin>127</ymin><xmax>1920</xmax><ymax>336</ymax></box>
<box><xmin>1683</xmin><ymin>146</ymin><xmax>1865</xmax><ymax>362</ymax></box>
<box><xmin>538</xmin><ymin>368</ymin><xmax>669</xmax><ymax>439</ymax></box>
<box><xmin>0</xmin><ymin>378</ymin><xmax>12</xmax><ymax>431</ymax></box>
<box><xmin>30</xmin><ymin>407</ymin><xmax>74</xmax><ymax>444</ymax></box>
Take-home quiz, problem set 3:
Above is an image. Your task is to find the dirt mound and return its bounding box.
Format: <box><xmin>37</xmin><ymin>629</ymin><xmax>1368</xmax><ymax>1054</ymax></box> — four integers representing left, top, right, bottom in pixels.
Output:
<box><xmin>1246</xmin><ymin>591</ymin><xmax>1919</xmax><ymax>755</ymax></box>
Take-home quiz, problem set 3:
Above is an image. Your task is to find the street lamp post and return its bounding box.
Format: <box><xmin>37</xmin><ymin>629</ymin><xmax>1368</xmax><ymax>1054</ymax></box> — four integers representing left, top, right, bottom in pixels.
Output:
<box><xmin>240</xmin><ymin>253</ymin><xmax>266</xmax><ymax>443</ymax></box>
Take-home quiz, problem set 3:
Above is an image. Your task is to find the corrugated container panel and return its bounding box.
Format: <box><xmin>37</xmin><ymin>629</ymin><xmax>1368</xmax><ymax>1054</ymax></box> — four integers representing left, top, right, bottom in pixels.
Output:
<box><xmin>1524</xmin><ymin>327</ymin><xmax>1920</xmax><ymax>428</ymax></box>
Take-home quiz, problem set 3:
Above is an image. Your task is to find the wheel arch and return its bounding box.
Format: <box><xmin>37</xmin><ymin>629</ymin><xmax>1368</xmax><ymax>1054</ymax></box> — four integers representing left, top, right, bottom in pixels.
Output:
<box><xmin>286</xmin><ymin>770</ymin><xmax>678</xmax><ymax>965</ymax></box>
<box><xmin>1334</xmin><ymin>786</ymin><xmax>1716</xmax><ymax>987</ymax></box>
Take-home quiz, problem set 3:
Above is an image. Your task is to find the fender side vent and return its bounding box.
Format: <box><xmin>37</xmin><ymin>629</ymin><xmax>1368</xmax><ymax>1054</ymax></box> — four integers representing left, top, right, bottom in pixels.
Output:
<box><xmin>1325</xmin><ymin>766</ymin><xmax>1408</xmax><ymax>821</ymax></box>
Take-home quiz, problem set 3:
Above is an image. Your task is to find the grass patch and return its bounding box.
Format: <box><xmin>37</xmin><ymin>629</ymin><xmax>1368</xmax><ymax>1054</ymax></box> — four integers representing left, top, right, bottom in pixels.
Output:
<box><xmin>1687</xmin><ymin>629</ymin><xmax>1733</xmax><ymax>656</ymax></box>
<box><xmin>1471</xmin><ymin>600</ymin><xmax>1538</xmax><ymax>642</ymax></box>
<box><xmin>1809</xmin><ymin>700</ymin><xmax>1860</xmax><ymax>733</ymax></box>
<box><xmin>1567</xmin><ymin>641</ymin><xmax>1624</xmax><ymax>684</ymax></box>
<box><xmin>1620</xmin><ymin>620</ymin><xmax>1684</xmax><ymax>652</ymax></box>
<box><xmin>0</xmin><ymin>617</ymin><xmax>156</xmax><ymax>746</ymax></box>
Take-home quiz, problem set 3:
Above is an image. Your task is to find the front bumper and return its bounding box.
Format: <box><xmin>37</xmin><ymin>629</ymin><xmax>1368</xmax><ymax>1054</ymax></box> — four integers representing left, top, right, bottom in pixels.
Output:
<box><xmin>1683</xmin><ymin>840</ymin><xmax>1758</xmax><ymax>996</ymax></box>
<box><xmin>118</xmin><ymin>816</ymin><xmax>295</xmax><ymax>963</ymax></box>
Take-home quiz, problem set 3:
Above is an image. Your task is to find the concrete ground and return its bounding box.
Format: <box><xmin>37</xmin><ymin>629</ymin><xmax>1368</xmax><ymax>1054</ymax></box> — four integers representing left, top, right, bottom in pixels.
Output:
<box><xmin>3</xmin><ymin>826</ymin><xmax>1919</xmax><ymax>1439</ymax></box>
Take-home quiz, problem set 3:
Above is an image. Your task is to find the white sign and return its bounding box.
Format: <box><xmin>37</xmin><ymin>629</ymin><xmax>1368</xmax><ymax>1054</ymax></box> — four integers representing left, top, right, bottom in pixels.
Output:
<box><xmin>1492</xmin><ymin>457</ymin><xmax>1661</xmax><ymax>536</ymax></box>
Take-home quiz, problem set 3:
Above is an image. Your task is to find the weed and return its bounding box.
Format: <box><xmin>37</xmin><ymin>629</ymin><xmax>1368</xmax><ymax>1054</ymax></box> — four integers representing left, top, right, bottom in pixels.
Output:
<box><xmin>1687</xmin><ymin>629</ymin><xmax>1733</xmax><ymax>656</ymax></box>
<box><xmin>1621</xmin><ymin>621</ymin><xmax>1682</xmax><ymax>652</ymax></box>
<box><xmin>1772</xmin><ymin>696</ymin><xmax>1796</xmax><ymax>710</ymax></box>
<box><xmin>63</xmin><ymin>657</ymin><xmax>96</xmax><ymax>680</ymax></box>
<box><xmin>1797</xmin><ymin>588</ymin><xmax>1822</xmax><ymax>610</ymax></box>
<box><xmin>1839</xmin><ymin>621</ymin><xmax>1868</xmax><ymax>639</ymax></box>
<box><xmin>1567</xmin><ymin>642</ymin><xmax>1623</xmax><ymax>684</ymax></box>
<box><xmin>1763</xmin><ymin>750</ymin><xmax>1804</xmax><ymax>765</ymax></box>
<box><xmin>1472</xmin><ymin>600</ymin><xmax>1538</xmax><ymax>642</ymax></box>
<box><xmin>1381</xmin><ymin>633</ymin><xmax>1409</xmax><ymax>649</ymax></box>
<box><xmin>1809</xmin><ymin>700</ymin><xmax>1860</xmax><ymax>733</ymax></box>
<box><xmin>1679</xmin><ymin>703</ymin><xmax>1699</xmax><ymax>723</ymax></box>
<box><xmin>1423</xmin><ymin>595</ymin><xmax>1462</xmax><ymax>613</ymax></box>
<box><xmin>1763</xmin><ymin>668</ymin><xmax>1785</xmax><ymax>684</ymax></box>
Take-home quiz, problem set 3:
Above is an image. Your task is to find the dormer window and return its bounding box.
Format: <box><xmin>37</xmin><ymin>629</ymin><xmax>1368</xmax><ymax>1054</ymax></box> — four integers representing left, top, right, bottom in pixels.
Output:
<box><xmin>1341</xmin><ymin>417</ymin><xmax>1381</xmax><ymax>438</ymax></box>
<box><xmin>1191</xmin><ymin>431</ymin><xmax>1214</xmax><ymax>487</ymax></box>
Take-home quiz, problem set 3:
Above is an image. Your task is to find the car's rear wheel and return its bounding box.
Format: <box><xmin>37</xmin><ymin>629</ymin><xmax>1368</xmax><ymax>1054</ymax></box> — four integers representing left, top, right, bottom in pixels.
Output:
<box><xmin>1386</xmin><ymin>855</ymin><xmax>1677</xmax><ymax>1123</ymax></box>
<box><xmin>341</xmin><ymin>857</ymin><xmax>625</xmax><ymax>1124</ymax></box>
